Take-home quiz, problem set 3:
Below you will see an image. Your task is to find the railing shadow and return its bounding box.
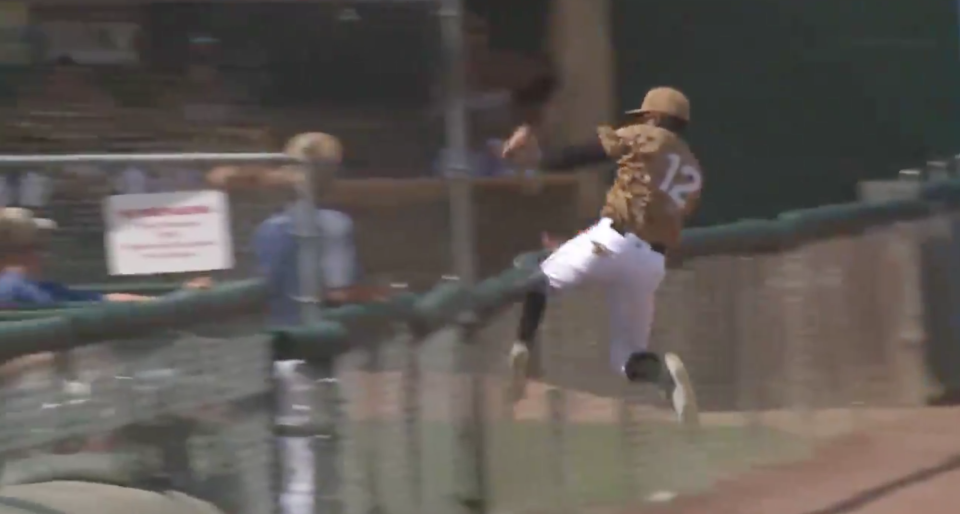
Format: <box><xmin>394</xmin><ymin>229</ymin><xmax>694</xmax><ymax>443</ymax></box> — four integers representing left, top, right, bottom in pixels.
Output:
<box><xmin>803</xmin><ymin>453</ymin><xmax>960</xmax><ymax>514</ymax></box>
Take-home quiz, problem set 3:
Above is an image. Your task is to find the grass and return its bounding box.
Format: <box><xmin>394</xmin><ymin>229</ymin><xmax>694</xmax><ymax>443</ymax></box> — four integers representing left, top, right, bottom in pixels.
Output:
<box><xmin>339</xmin><ymin>418</ymin><xmax>811</xmax><ymax>514</ymax></box>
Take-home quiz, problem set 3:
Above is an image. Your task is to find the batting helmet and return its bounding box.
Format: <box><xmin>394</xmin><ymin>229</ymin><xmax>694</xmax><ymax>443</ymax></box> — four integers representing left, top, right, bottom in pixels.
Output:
<box><xmin>626</xmin><ymin>87</ymin><xmax>690</xmax><ymax>122</ymax></box>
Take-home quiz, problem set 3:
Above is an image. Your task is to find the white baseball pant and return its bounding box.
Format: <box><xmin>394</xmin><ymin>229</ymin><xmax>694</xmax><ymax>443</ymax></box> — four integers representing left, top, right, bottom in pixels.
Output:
<box><xmin>541</xmin><ymin>217</ymin><xmax>666</xmax><ymax>372</ymax></box>
<box><xmin>275</xmin><ymin>360</ymin><xmax>315</xmax><ymax>514</ymax></box>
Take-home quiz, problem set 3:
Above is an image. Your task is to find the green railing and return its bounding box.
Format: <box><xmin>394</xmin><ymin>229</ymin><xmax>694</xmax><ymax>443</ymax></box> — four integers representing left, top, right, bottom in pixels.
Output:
<box><xmin>1</xmin><ymin>179</ymin><xmax>959</xmax><ymax>514</ymax></box>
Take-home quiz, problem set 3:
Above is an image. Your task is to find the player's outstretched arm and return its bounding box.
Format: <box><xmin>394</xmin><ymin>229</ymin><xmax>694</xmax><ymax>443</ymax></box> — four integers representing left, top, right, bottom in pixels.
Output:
<box><xmin>502</xmin><ymin>126</ymin><xmax>611</xmax><ymax>172</ymax></box>
<box><xmin>539</xmin><ymin>139</ymin><xmax>610</xmax><ymax>171</ymax></box>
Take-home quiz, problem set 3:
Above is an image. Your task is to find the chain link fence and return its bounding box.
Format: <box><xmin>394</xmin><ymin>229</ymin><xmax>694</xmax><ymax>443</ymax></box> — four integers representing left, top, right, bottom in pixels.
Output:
<box><xmin>0</xmin><ymin>281</ymin><xmax>274</xmax><ymax>514</ymax></box>
<box><xmin>5</xmin><ymin>3</ymin><xmax>960</xmax><ymax>514</ymax></box>
<box><xmin>0</xmin><ymin>186</ymin><xmax>956</xmax><ymax>514</ymax></box>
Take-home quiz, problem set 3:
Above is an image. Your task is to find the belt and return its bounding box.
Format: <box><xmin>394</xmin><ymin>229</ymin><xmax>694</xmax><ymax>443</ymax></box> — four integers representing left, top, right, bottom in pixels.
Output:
<box><xmin>609</xmin><ymin>221</ymin><xmax>667</xmax><ymax>256</ymax></box>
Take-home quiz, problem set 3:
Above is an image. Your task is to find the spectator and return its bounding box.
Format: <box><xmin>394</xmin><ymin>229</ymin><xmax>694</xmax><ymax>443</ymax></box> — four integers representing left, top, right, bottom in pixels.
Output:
<box><xmin>0</xmin><ymin>207</ymin><xmax>209</xmax><ymax>306</ymax></box>
<box><xmin>114</xmin><ymin>165</ymin><xmax>204</xmax><ymax>195</ymax></box>
<box><xmin>208</xmin><ymin>133</ymin><xmax>391</xmax><ymax>514</ymax></box>
<box><xmin>0</xmin><ymin>171</ymin><xmax>51</xmax><ymax>208</ymax></box>
<box><xmin>17</xmin><ymin>56</ymin><xmax>116</xmax><ymax>110</ymax></box>
<box><xmin>249</xmin><ymin>133</ymin><xmax>368</xmax><ymax>323</ymax></box>
<box><xmin>163</xmin><ymin>62</ymin><xmax>249</xmax><ymax>125</ymax></box>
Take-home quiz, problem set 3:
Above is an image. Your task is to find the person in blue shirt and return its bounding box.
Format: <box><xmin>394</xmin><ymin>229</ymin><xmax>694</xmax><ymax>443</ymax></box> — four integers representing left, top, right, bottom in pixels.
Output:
<box><xmin>252</xmin><ymin>205</ymin><xmax>359</xmax><ymax>324</ymax></box>
<box><xmin>0</xmin><ymin>206</ymin><xmax>212</xmax><ymax>443</ymax></box>
<box><xmin>0</xmin><ymin>207</ymin><xmax>143</xmax><ymax>306</ymax></box>
<box><xmin>0</xmin><ymin>207</ymin><xmax>210</xmax><ymax>306</ymax></box>
<box><xmin>210</xmin><ymin>132</ymin><xmax>389</xmax><ymax>514</ymax></box>
<box><xmin>208</xmin><ymin>132</ymin><xmax>386</xmax><ymax>325</ymax></box>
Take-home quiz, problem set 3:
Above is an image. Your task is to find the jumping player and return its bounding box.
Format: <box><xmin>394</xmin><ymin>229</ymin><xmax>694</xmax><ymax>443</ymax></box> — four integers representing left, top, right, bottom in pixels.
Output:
<box><xmin>501</xmin><ymin>86</ymin><xmax>701</xmax><ymax>425</ymax></box>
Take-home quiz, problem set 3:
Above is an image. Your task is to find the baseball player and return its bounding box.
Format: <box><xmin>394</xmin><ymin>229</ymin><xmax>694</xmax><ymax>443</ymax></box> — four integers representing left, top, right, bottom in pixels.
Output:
<box><xmin>502</xmin><ymin>87</ymin><xmax>701</xmax><ymax>425</ymax></box>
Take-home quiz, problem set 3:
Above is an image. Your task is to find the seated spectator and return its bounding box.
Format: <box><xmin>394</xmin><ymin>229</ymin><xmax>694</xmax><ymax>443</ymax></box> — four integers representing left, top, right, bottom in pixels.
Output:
<box><xmin>113</xmin><ymin>165</ymin><xmax>204</xmax><ymax>195</ymax></box>
<box><xmin>0</xmin><ymin>170</ymin><xmax>51</xmax><ymax>208</ymax></box>
<box><xmin>17</xmin><ymin>56</ymin><xmax>117</xmax><ymax>110</ymax></box>
<box><xmin>163</xmin><ymin>62</ymin><xmax>248</xmax><ymax>125</ymax></box>
<box><xmin>0</xmin><ymin>207</ymin><xmax>209</xmax><ymax>306</ymax></box>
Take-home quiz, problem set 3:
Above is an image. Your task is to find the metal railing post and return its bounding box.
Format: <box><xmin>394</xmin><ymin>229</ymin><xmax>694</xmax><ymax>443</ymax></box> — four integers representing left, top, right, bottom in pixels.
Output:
<box><xmin>439</xmin><ymin>0</ymin><xmax>476</xmax><ymax>285</ymax></box>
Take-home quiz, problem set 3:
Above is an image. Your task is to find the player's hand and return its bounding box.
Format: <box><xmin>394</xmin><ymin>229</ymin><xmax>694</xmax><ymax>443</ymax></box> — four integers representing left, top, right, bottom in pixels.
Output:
<box><xmin>541</xmin><ymin>232</ymin><xmax>562</xmax><ymax>251</ymax></box>
<box><xmin>502</xmin><ymin>125</ymin><xmax>542</xmax><ymax>168</ymax></box>
<box><xmin>502</xmin><ymin>125</ymin><xmax>534</xmax><ymax>158</ymax></box>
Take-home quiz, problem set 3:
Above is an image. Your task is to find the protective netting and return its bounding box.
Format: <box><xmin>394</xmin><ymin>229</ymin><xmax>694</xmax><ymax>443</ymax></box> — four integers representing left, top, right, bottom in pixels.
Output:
<box><xmin>0</xmin><ymin>185</ymin><xmax>954</xmax><ymax>514</ymax></box>
<box><xmin>0</xmin><ymin>285</ymin><xmax>273</xmax><ymax>514</ymax></box>
<box><xmin>1</xmin><ymin>5</ymin><xmax>959</xmax><ymax>512</ymax></box>
<box><xmin>0</xmin><ymin>162</ymin><xmax>293</xmax><ymax>285</ymax></box>
<box><xmin>0</xmin><ymin>1</ymin><xmax>450</xmax><ymax>288</ymax></box>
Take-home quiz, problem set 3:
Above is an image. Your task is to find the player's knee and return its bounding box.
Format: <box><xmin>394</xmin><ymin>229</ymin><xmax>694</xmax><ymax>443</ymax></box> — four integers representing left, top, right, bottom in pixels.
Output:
<box><xmin>530</xmin><ymin>268</ymin><xmax>550</xmax><ymax>291</ymax></box>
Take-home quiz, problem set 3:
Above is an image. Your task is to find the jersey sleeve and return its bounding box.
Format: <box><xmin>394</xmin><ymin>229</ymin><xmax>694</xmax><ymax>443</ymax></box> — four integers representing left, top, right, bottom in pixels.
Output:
<box><xmin>597</xmin><ymin>125</ymin><xmax>627</xmax><ymax>157</ymax></box>
<box><xmin>539</xmin><ymin>139</ymin><xmax>610</xmax><ymax>171</ymax></box>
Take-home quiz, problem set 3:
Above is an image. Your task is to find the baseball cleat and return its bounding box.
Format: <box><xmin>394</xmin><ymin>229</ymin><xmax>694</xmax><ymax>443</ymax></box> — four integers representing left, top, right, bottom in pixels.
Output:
<box><xmin>661</xmin><ymin>352</ymin><xmax>699</xmax><ymax>427</ymax></box>
<box><xmin>507</xmin><ymin>342</ymin><xmax>531</xmax><ymax>402</ymax></box>
<box><xmin>623</xmin><ymin>351</ymin><xmax>663</xmax><ymax>383</ymax></box>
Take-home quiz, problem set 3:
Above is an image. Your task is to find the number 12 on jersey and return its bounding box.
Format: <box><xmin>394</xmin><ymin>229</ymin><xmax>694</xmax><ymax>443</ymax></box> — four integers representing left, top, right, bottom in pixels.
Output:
<box><xmin>659</xmin><ymin>153</ymin><xmax>702</xmax><ymax>209</ymax></box>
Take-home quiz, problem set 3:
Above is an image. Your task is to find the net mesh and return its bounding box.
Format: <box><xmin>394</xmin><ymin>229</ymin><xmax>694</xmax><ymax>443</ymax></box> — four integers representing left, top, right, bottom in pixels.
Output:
<box><xmin>0</xmin><ymin>310</ymin><xmax>274</xmax><ymax>514</ymax></box>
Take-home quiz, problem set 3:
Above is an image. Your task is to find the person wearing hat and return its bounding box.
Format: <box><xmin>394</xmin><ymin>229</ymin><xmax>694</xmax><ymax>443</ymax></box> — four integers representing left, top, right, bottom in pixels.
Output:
<box><xmin>499</xmin><ymin>86</ymin><xmax>702</xmax><ymax>426</ymax></box>
<box><xmin>0</xmin><ymin>207</ymin><xmax>210</xmax><ymax>306</ymax></box>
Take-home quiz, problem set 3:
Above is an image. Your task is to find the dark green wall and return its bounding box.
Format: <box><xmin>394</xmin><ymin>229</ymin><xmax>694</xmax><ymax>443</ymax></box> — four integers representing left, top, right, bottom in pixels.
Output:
<box><xmin>466</xmin><ymin>0</ymin><xmax>551</xmax><ymax>54</ymax></box>
<box><xmin>145</xmin><ymin>2</ymin><xmax>441</xmax><ymax>106</ymax></box>
<box><xmin>613</xmin><ymin>0</ymin><xmax>960</xmax><ymax>224</ymax></box>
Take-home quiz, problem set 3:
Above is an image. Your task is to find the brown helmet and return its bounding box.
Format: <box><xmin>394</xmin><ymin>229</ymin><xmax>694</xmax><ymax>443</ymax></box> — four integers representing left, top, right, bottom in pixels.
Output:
<box><xmin>626</xmin><ymin>87</ymin><xmax>690</xmax><ymax>122</ymax></box>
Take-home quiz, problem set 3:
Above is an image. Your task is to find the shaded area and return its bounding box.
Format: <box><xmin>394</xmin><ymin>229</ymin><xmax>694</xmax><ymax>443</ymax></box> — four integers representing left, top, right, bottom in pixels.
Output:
<box><xmin>640</xmin><ymin>408</ymin><xmax>960</xmax><ymax>514</ymax></box>
<box><xmin>338</xmin><ymin>418</ymin><xmax>807</xmax><ymax>514</ymax></box>
<box><xmin>803</xmin><ymin>453</ymin><xmax>960</xmax><ymax>514</ymax></box>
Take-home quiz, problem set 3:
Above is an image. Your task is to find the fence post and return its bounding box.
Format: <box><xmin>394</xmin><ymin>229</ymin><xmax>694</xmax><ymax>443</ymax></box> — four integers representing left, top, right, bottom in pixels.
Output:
<box><xmin>453</xmin><ymin>310</ymin><xmax>489</xmax><ymax>514</ymax></box>
<box><xmin>292</xmin><ymin>153</ymin><xmax>330</xmax><ymax>324</ymax></box>
<box><xmin>309</xmin><ymin>358</ymin><xmax>343</xmax><ymax>514</ymax></box>
<box><xmin>546</xmin><ymin>388</ymin><xmax>571</xmax><ymax>513</ymax></box>
<box><xmin>402</xmin><ymin>326</ymin><xmax>424</xmax><ymax>511</ymax></box>
<box><xmin>359</xmin><ymin>332</ymin><xmax>384</xmax><ymax>514</ymax></box>
<box><xmin>617</xmin><ymin>392</ymin><xmax>639</xmax><ymax>504</ymax></box>
<box><xmin>439</xmin><ymin>0</ymin><xmax>477</xmax><ymax>284</ymax></box>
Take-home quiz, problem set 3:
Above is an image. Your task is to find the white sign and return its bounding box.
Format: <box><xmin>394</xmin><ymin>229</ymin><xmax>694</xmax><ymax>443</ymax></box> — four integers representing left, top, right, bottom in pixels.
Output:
<box><xmin>104</xmin><ymin>190</ymin><xmax>233</xmax><ymax>276</ymax></box>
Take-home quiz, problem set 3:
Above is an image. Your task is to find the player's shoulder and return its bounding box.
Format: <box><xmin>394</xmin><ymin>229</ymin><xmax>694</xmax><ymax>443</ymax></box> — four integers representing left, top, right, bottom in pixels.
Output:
<box><xmin>613</xmin><ymin>124</ymin><xmax>669</xmax><ymax>153</ymax></box>
<box><xmin>653</xmin><ymin>129</ymin><xmax>700</xmax><ymax>167</ymax></box>
<box><xmin>672</xmin><ymin>136</ymin><xmax>699</xmax><ymax>163</ymax></box>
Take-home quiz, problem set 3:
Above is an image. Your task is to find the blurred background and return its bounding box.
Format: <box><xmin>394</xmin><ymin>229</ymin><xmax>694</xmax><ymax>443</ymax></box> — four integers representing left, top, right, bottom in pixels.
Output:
<box><xmin>0</xmin><ymin>0</ymin><xmax>955</xmax><ymax>224</ymax></box>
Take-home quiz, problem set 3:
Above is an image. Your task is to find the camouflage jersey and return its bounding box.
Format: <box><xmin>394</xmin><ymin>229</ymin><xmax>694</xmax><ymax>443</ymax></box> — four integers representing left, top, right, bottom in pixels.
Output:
<box><xmin>597</xmin><ymin>123</ymin><xmax>703</xmax><ymax>249</ymax></box>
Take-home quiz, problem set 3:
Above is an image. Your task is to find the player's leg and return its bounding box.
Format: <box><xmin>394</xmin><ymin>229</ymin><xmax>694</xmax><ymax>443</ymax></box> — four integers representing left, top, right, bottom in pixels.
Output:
<box><xmin>508</xmin><ymin>220</ymin><xmax>625</xmax><ymax>400</ymax></box>
<box><xmin>275</xmin><ymin>361</ymin><xmax>316</xmax><ymax>514</ymax></box>
<box><xmin>508</xmin><ymin>282</ymin><xmax>547</xmax><ymax>400</ymax></box>
<box><xmin>608</xmin><ymin>242</ymin><xmax>699</xmax><ymax>426</ymax></box>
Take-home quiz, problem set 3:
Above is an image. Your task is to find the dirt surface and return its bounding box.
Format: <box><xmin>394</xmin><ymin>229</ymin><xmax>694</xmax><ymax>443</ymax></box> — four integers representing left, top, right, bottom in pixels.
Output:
<box><xmin>631</xmin><ymin>407</ymin><xmax>960</xmax><ymax>514</ymax></box>
<box><xmin>345</xmin><ymin>372</ymin><xmax>960</xmax><ymax>514</ymax></box>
